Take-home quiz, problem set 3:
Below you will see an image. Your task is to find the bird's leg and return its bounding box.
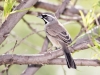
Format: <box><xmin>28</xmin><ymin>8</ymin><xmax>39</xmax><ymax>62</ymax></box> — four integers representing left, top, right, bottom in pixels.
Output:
<box><xmin>55</xmin><ymin>47</ymin><xmax>61</xmax><ymax>50</ymax></box>
<box><xmin>48</xmin><ymin>46</ymin><xmax>56</xmax><ymax>51</ymax></box>
<box><xmin>69</xmin><ymin>46</ymin><xmax>75</xmax><ymax>53</ymax></box>
<box><xmin>48</xmin><ymin>47</ymin><xmax>53</xmax><ymax>51</ymax></box>
<box><xmin>48</xmin><ymin>46</ymin><xmax>59</xmax><ymax>51</ymax></box>
<box><xmin>68</xmin><ymin>44</ymin><xmax>76</xmax><ymax>53</ymax></box>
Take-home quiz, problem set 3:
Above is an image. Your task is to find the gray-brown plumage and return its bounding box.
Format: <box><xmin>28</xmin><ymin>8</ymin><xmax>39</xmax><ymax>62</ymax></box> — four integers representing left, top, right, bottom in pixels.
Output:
<box><xmin>38</xmin><ymin>13</ymin><xmax>76</xmax><ymax>69</ymax></box>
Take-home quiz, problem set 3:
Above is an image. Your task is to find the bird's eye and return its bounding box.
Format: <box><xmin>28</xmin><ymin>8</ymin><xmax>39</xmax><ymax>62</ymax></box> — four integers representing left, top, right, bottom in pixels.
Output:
<box><xmin>42</xmin><ymin>15</ymin><xmax>47</xmax><ymax>18</ymax></box>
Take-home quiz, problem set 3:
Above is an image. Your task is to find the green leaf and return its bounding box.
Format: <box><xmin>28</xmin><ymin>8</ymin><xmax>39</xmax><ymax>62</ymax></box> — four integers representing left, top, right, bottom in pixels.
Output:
<box><xmin>79</xmin><ymin>10</ymin><xmax>86</xmax><ymax>26</ymax></box>
<box><xmin>3</xmin><ymin>0</ymin><xmax>16</xmax><ymax>19</ymax></box>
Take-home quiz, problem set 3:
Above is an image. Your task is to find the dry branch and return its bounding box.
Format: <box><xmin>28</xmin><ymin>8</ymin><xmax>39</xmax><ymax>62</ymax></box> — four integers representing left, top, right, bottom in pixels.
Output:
<box><xmin>0</xmin><ymin>26</ymin><xmax>100</xmax><ymax>66</ymax></box>
<box><xmin>0</xmin><ymin>0</ymin><xmax>38</xmax><ymax>45</ymax></box>
<box><xmin>34</xmin><ymin>1</ymin><xmax>87</xmax><ymax>16</ymax></box>
<box><xmin>22</xmin><ymin>18</ymin><xmax>45</xmax><ymax>38</ymax></box>
<box><xmin>55</xmin><ymin>0</ymin><xmax>70</xmax><ymax>18</ymax></box>
<box><xmin>0</xmin><ymin>0</ymin><xmax>100</xmax><ymax>75</ymax></box>
<box><xmin>21</xmin><ymin>37</ymin><xmax>49</xmax><ymax>75</ymax></box>
<box><xmin>0</xmin><ymin>54</ymin><xmax>100</xmax><ymax>66</ymax></box>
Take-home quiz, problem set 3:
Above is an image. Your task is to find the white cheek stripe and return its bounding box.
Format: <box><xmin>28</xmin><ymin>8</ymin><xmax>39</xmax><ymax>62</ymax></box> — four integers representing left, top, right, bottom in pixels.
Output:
<box><xmin>43</xmin><ymin>18</ymin><xmax>50</xmax><ymax>24</ymax></box>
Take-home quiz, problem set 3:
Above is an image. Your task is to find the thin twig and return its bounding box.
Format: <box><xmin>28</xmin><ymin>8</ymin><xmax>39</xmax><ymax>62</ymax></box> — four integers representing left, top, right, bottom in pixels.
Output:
<box><xmin>9</xmin><ymin>30</ymin><xmax>44</xmax><ymax>53</ymax></box>
<box><xmin>22</xmin><ymin>18</ymin><xmax>45</xmax><ymax>39</ymax></box>
<box><xmin>77</xmin><ymin>20</ymin><xmax>94</xmax><ymax>47</ymax></box>
<box><xmin>0</xmin><ymin>65</ymin><xmax>11</xmax><ymax>75</ymax></box>
<box><xmin>94</xmin><ymin>14</ymin><xmax>100</xmax><ymax>26</ymax></box>
<box><xmin>34</xmin><ymin>1</ymin><xmax>87</xmax><ymax>16</ymax></box>
<box><xmin>27</xmin><ymin>11</ymin><xmax>82</xmax><ymax>21</ymax></box>
<box><xmin>21</xmin><ymin>37</ymin><xmax>49</xmax><ymax>75</ymax></box>
<box><xmin>55</xmin><ymin>0</ymin><xmax>70</xmax><ymax>18</ymax></box>
<box><xmin>11</xmin><ymin>33</ymin><xmax>41</xmax><ymax>51</ymax></box>
<box><xmin>77</xmin><ymin>20</ymin><xmax>87</xmax><ymax>32</ymax></box>
<box><xmin>0</xmin><ymin>0</ymin><xmax>38</xmax><ymax>45</ymax></box>
<box><xmin>72</xmin><ymin>0</ymin><xmax>78</xmax><ymax>6</ymax></box>
<box><xmin>73</xmin><ymin>27</ymin><xmax>83</xmax><ymax>41</ymax></box>
<box><xmin>5</xmin><ymin>40</ymin><xmax>17</xmax><ymax>54</ymax></box>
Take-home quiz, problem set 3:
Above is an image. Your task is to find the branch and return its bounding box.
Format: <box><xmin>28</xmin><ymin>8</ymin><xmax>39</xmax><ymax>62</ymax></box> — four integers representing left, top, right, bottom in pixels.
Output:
<box><xmin>34</xmin><ymin>1</ymin><xmax>87</xmax><ymax>16</ymax></box>
<box><xmin>1</xmin><ymin>26</ymin><xmax>99</xmax><ymax>67</ymax></box>
<box><xmin>0</xmin><ymin>0</ymin><xmax>38</xmax><ymax>44</ymax></box>
<box><xmin>55</xmin><ymin>0</ymin><xmax>70</xmax><ymax>18</ymax></box>
<box><xmin>26</xmin><ymin>11</ymin><xmax>82</xmax><ymax>21</ymax></box>
<box><xmin>10</xmin><ymin>33</ymin><xmax>41</xmax><ymax>51</ymax></box>
<box><xmin>21</xmin><ymin>37</ymin><xmax>49</xmax><ymax>75</ymax></box>
<box><xmin>22</xmin><ymin>18</ymin><xmax>45</xmax><ymax>39</ymax></box>
<box><xmin>73</xmin><ymin>26</ymin><xmax>100</xmax><ymax>49</ymax></box>
<box><xmin>0</xmin><ymin>54</ymin><xmax>100</xmax><ymax>66</ymax></box>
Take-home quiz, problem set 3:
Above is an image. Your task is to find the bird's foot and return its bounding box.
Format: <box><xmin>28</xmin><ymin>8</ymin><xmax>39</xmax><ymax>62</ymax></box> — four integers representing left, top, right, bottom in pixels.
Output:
<box><xmin>55</xmin><ymin>47</ymin><xmax>61</xmax><ymax>50</ymax></box>
<box><xmin>47</xmin><ymin>47</ymin><xmax>53</xmax><ymax>52</ymax></box>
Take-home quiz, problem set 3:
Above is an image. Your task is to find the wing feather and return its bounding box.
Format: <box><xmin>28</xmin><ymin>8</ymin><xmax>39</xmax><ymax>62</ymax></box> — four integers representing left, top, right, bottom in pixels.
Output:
<box><xmin>46</xmin><ymin>24</ymin><xmax>72</xmax><ymax>45</ymax></box>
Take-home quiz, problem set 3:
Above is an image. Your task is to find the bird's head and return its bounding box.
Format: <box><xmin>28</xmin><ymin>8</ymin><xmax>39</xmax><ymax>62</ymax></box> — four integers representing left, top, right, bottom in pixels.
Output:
<box><xmin>37</xmin><ymin>13</ymin><xmax>56</xmax><ymax>24</ymax></box>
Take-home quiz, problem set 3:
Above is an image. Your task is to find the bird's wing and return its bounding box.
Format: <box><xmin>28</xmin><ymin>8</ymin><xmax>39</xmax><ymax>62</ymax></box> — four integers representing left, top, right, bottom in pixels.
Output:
<box><xmin>46</xmin><ymin>24</ymin><xmax>72</xmax><ymax>45</ymax></box>
<box><xmin>57</xmin><ymin>31</ymin><xmax>72</xmax><ymax>45</ymax></box>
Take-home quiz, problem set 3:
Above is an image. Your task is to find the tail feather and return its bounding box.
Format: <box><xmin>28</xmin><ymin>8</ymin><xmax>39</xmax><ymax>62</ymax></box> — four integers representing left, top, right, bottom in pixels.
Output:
<box><xmin>65</xmin><ymin>52</ymin><xmax>76</xmax><ymax>69</ymax></box>
<box><xmin>59</xmin><ymin>41</ymin><xmax>76</xmax><ymax>69</ymax></box>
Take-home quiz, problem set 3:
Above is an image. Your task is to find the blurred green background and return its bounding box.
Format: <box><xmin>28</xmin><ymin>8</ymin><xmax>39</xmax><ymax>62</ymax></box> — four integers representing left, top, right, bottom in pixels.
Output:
<box><xmin>0</xmin><ymin>0</ymin><xmax>100</xmax><ymax>75</ymax></box>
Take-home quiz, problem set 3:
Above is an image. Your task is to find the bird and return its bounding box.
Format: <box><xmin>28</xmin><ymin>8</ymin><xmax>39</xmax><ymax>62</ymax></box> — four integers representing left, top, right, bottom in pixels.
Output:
<box><xmin>37</xmin><ymin>13</ymin><xmax>76</xmax><ymax>69</ymax></box>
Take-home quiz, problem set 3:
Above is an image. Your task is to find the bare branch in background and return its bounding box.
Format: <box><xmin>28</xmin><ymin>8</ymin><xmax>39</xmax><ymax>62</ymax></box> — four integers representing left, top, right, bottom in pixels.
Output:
<box><xmin>34</xmin><ymin>1</ymin><xmax>87</xmax><ymax>16</ymax></box>
<box><xmin>77</xmin><ymin>20</ymin><xmax>87</xmax><ymax>32</ymax></box>
<box><xmin>72</xmin><ymin>0</ymin><xmax>78</xmax><ymax>6</ymax></box>
<box><xmin>55</xmin><ymin>0</ymin><xmax>70</xmax><ymax>18</ymax></box>
<box><xmin>0</xmin><ymin>0</ymin><xmax>38</xmax><ymax>45</ymax></box>
<box><xmin>9</xmin><ymin>30</ymin><xmax>44</xmax><ymax>53</ymax></box>
<box><xmin>60</xmin><ymin>16</ymin><xmax>82</xmax><ymax>21</ymax></box>
<box><xmin>41</xmin><ymin>36</ymin><xmax>49</xmax><ymax>52</ymax></box>
<box><xmin>72</xmin><ymin>28</ymin><xmax>82</xmax><ymax>41</ymax></box>
<box><xmin>0</xmin><ymin>65</ymin><xmax>11</xmax><ymax>75</ymax></box>
<box><xmin>27</xmin><ymin>11</ymin><xmax>82</xmax><ymax>21</ymax></box>
<box><xmin>22</xmin><ymin>18</ymin><xmax>45</xmax><ymax>39</ymax></box>
<box><xmin>21</xmin><ymin>37</ymin><xmax>49</xmax><ymax>75</ymax></box>
<box><xmin>0</xmin><ymin>6</ymin><xmax>3</xmax><ymax>10</ymax></box>
<box><xmin>0</xmin><ymin>41</ymin><xmax>7</xmax><ymax>49</ymax></box>
<box><xmin>73</xmin><ymin>26</ymin><xmax>100</xmax><ymax>49</ymax></box>
<box><xmin>10</xmin><ymin>33</ymin><xmax>41</xmax><ymax>50</ymax></box>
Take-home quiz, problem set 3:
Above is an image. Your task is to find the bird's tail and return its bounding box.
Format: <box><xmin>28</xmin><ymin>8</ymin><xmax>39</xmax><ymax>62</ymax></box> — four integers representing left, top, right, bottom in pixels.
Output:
<box><xmin>63</xmin><ymin>48</ymin><xmax>76</xmax><ymax>69</ymax></box>
<box><xmin>60</xmin><ymin>41</ymin><xmax>76</xmax><ymax>69</ymax></box>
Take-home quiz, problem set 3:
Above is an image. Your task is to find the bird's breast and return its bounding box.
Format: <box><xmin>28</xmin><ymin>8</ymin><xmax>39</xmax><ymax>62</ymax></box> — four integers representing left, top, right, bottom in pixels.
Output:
<box><xmin>46</xmin><ymin>33</ymin><xmax>61</xmax><ymax>48</ymax></box>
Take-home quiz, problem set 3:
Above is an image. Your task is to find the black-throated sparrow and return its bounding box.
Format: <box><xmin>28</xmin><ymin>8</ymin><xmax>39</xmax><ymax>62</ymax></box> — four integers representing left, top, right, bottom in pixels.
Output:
<box><xmin>38</xmin><ymin>13</ymin><xmax>76</xmax><ymax>69</ymax></box>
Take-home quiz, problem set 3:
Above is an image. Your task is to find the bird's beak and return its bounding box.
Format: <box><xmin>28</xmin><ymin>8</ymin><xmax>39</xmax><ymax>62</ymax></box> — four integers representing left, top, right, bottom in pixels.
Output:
<box><xmin>37</xmin><ymin>15</ymin><xmax>42</xmax><ymax>18</ymax></box>
<box><xmin>37</xmin><ymin>13</ymin><xmax>42</xmax><ymax>18</ymax></box>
